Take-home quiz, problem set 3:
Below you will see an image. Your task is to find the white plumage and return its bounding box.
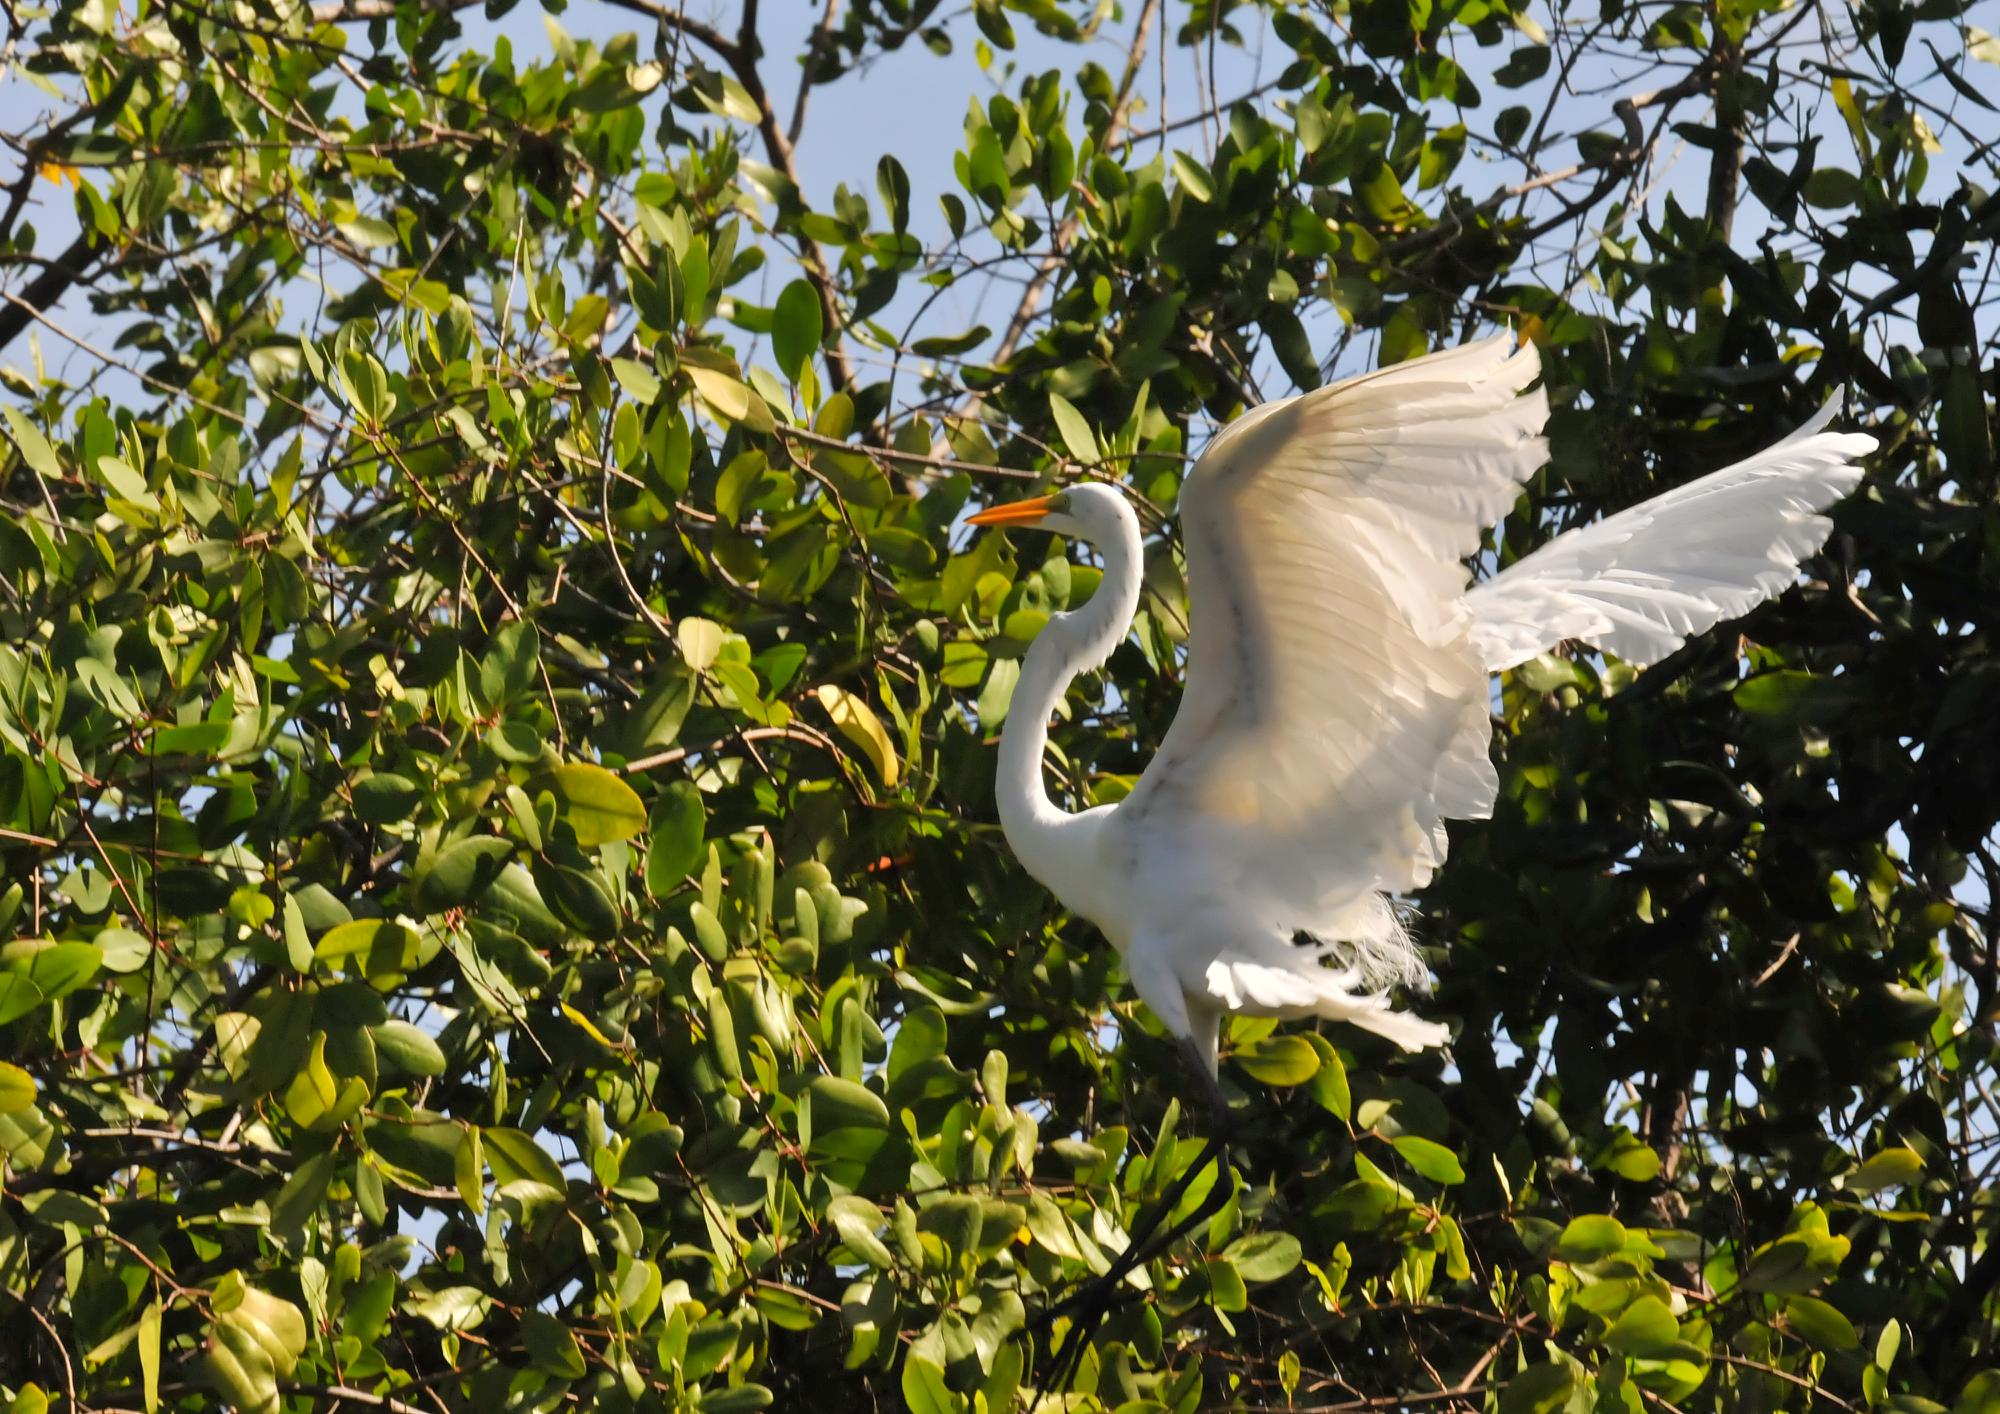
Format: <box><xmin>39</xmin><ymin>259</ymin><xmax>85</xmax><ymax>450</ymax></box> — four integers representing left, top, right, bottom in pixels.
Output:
<box><xmin>968</xmin><ymin>336</ymin><xmax>1874</xmax><ymax>1082</ymax></box>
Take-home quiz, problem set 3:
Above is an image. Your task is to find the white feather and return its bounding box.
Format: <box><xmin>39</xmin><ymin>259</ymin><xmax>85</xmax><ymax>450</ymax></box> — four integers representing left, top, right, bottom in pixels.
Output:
<box><xmin>1467</xmin><ymin>398</ymin><xmax>1874</xmax><ymax>669</ymax></box>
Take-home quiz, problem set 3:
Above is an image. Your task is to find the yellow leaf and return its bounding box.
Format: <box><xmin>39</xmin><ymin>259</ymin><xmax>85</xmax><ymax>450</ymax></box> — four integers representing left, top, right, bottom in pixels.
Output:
<box><xmin>139</xmin><ymin>1300</ymin><xmax>161</xmax><ymax>1413</ymax></box>
<box><xmin>688</xmin><ymin>365</ymin><xmax>748</xmax><ymax>420</ymax></box>
<box><xmin>282</xmin><ymin>1033</ymin><xmax>339</xmax><ymax>1129</ymax></box>
<box><xmin>540</xmin><ymin>761</ymin><xmax>646</xmax><ymax>846</ymax></box>
<box><xmin>455</xmin><ymin>1127</ymin><xmax>486</xmax><ymax>1215</ymax></box>
<box><xmin>0</xmin><ymin>1061</ymin><xmax>35</xmax><ymax>1114</ymax></box>
<box><xmin>677</xmin><ymin>617</ymin><xmax>724</xmax><ymax>672</ymax></box>
<box><xmin>561</xmin><ymin>1002</ymin><xmax>618</xmax><ymax>1048</ymax></box>
<box><xmin>815</xmin><ymin>684</ymin><xmax>900</xmax><ymax>788</ymax></box>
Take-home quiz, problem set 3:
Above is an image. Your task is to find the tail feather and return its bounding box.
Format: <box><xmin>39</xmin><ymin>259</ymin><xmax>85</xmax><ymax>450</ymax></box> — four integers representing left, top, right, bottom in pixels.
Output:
<box><xmin>1202</xmin><ymin>957</ymin><xmax>1450</xmax><ymax>1053</ymax></box>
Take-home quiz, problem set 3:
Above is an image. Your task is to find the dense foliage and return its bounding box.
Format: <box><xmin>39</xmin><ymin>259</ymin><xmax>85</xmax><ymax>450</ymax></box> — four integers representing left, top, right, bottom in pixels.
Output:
<box><xmin>1</xmin><ymin>0</ymin><xmax>1997</xmax><ymax>1409</ymax></box>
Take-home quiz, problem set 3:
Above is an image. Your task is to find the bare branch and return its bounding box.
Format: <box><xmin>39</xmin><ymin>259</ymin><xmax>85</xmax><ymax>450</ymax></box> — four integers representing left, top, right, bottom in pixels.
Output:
<box><xmin>787</xmin><ymin>0</ymin><xmax>840</xmax><ymax>146</ymax></box>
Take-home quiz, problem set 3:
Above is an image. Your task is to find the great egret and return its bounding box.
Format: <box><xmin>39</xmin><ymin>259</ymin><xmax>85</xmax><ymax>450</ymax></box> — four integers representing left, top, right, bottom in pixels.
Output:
<box><xmin>969</xmin><ymin>336</ymin><xmax>1875</xmax><ymax>1096</ymax></box>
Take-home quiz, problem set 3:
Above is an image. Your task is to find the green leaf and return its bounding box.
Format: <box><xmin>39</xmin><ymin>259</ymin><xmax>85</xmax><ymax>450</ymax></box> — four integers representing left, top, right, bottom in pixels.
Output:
<box><xmin>1877</xmin><ymin>1317</ymin><xmax>1903</xmax><ymax>1372</ymax></box>
<box><xmin>1048</xmin><ymin>392</ymin><xmax>1099</xmax><ymax>463</ymax></box>
<box><xmin>0</xmin><ymin>974</ymin><xmax>46</xmax><ymax>1026</ymax></box>
<box><xmin>535</xmin><ymin>861</ymin><xmax>622</xmax><ymax>939</ymax></box>
<box><xmin>334</xmin><ymin>204</ymin><xmax>399</xmax><ymax>249</ymax></box>
<box><xmin>1556</xmin><ymin>1213</ymin><xmax>1628</xmax><ymax>1262</ymax></box>
<box><xmin>404</xmin><ymin>1285</ymin><xmax>490</xmax><ymax>1332</ymax></box>
<box><xmin>917</xmin><ymin>1192</ymin><xmax>984</xmax><ymax>1261</ymax></box>
<box><xmin>562</xmin><ymin>293</ymin><xmax>610</xmax><ymax>344</ymax></box>
<box><xmin>269</xmin><ymin>1150</ymin><xmax>335</xmax><ymax>1239</ymax></box>
<box><xmin>1955</xmin><ymin>1370</ymin><xmax>2000</xmax><ymax>1414</ymax></box>
<box><xmin>771</xmin><ymin>279</ymin><xmax>824</xmax><ymax>382</ymax></box>
<box><xmin>1379</xmin><ymin>303</ymin><xmax>1429</xmax><ymax>365</ymax></box>
<box><xmin>541</xmin><ymin>762</ymin><xmax>647</xmax><ymax>846</ymax></box>
<box><xmin>11</xmin><ymin>942</ymin><xmax>100</xmax><ymax>1001</ymax></box>
<box><xmin>416</xmin><ymin>836</ymin><xmax>516</xmax><ymax>911</ymax></box>
<box><xmin>1732</xmin><ymin>670</ymin><xmax>1864</xmax><ymax>722</ymax></box>
<box><xmin>610</xmin><ymin>357</ymin><xmax>662</xmax><ymax>404</ymax></box>
<box><xmin>1171</xmin><ymin>149</ymin><xmax>1216</xmax><ymax>201</ymax></box>
<box><xmin>1603</xmin><ymin>1140</ymin><xmax>1662</xmax><ymax>1182</ymax></box>
<box><xmin>204</xmin><ymin>1318</ymin><xmax>279</xmax><ymax>1412</ymax></box>
<box><xmin>480</xmin><ymin>619</ymin><xmax>542</xmax><ymax>707</ymax></box>
<box><xmin>484</xmin><ymin>1126</ymin><xmax>567</xmax><ymax>1197</ymax></box>
<box><xmin>315</xmin><ymin>918</ymin><xmax>431</xmax><ymax>982</ymax></box>
<box><xmin>99</xmin><ymin>927</ymin><xmax>151</xmax><ymax>973</ymax></box>
<box><xmin>1234</xmin><ymin>1034</ymin><xmax>1320</xmax><ymax>1086</ymax></box>
<box><xmin>280</xmin><ymin>896</ymin><xmax>314</xmax><ymax>974</ymax></box>
<box><xmin>1603</xmin><ymin>1294</ymin><xmax>1681</xmax><ymax>1356</ymax></box>
<box><xmin>1205</xmin><ymin>1253</ymin><xmax>1250</xmax><ymax>1311</ymax></box>
<box><xmin>805</xmin><ymin>1074</ymin><xmax>890</xmax><ymax>1131</ymax></box>
<box><xmin>2</xmin><ymin>408</ymin><xmax>63</xmax><ymax>484</ymax></box>
<box><xmin>283</xmin><ymin>1033</ymin><xmax>366</xmax><ymax>1130</ymax></box>
<box><xmin>645</xmin><ymin>781</ymin><xmax>706</xmax><ymax>897</ymax></box>
<box><xmin>1784</xmin><ymin>1295</ymin><xmax>1860</xmax><ymax>1351</ymax></box>
<box><xmin>1391</xmin><ymin>1135</ymin><xmax>1465</xmax><ymax>1185</ymax></box>
<box><xmin>455</xmin><ymin>1127</ymin><xmax>485</xmax><ymax>1213</ymax></box>
<box><xmin>371</xmin><ymin>1019</ymin><xmax>447</xmax><ymax>1076</ymax></box>
<box><xmin>689</xmin><ymin>365</ymin><xmax>762</xmax><ymax>426</ymax></box>
<box><xmin>232</xmin><ymin>990</ymin><xmax>314</xmax><ymax>1094</ymax></box>
<box><xmin>1303</xmin><ymin>1034</ymin><xmax>1352</xmax><ymax>1121</ymax></box>
<box><xmin>522</xmin><ymin>1309</ymin><xmax>588</xmax><ymax>1379</ymax></box>
<box><xmin>910</xmin><ymin>325</ymin><xmax>990</xmax><ymax>358</ymax></box>
<box><xmin>1224</xmin><ymin>1230</ymin><xmax>1302</xmax><ymax>1283</ymax></box>
<box><xmin>887</xmin><ymin>1004</ymin><xmax>947</xmax><ymax>1084</ymax></box>
<box><xmin>901</xmin><ymin>1355</ymin><xmax>960</xmax><ymax>1414</ymax></box>
<box><xmin>1500</xmin><ymin>1363</ymin><xmax>1575</xmax><ymax>1414</ymax></box>
<box><xmin>1844</xmin><ymin>1145</ymin><xmax>1924</xmax><ymax>1195</ymax></box>
<box><xmin>351</xmin><ymin>772</ymin><xmax>420</xmax><ymax>825</ymax></box>
<box><xmin>828</xmin><ymin>1195</ymin><xmax>896</xmax><ymax>1268</ymax></box>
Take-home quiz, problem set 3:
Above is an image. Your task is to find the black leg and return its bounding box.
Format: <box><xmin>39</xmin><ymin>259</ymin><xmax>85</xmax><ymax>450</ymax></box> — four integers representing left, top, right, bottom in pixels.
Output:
<box><xmin>1033</xmin><ymin>1041</ymin><xmax>1239</xmax><ymax>1406</ymax></box>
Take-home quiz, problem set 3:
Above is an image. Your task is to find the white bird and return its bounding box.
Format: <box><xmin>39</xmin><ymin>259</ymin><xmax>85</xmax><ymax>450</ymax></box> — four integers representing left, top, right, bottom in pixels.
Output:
<box><xmin>968</xmin><ymin>335</ymin><xmax>1875</xmax><ymax>1097</ymax></box>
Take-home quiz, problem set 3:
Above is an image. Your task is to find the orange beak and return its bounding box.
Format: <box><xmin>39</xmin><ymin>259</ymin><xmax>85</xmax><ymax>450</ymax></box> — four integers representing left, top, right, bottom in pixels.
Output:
<box><xmin>965</xmin><ymin>494</ymin><xmax>1059</xmax><ymax>528</ymax></box>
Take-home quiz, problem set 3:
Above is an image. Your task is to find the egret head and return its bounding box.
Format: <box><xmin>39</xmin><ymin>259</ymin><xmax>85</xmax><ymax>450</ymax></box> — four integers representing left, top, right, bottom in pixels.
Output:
<box><xmin>965</xmin><ymin>483</ymin><xmax>1135</xmax><ymax>545</ymax></box>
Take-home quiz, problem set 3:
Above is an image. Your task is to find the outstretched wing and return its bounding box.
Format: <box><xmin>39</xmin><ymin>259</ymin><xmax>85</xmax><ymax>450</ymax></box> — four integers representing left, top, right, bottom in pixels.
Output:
<box><xmin>1466</xmin><ymin>401</ymin><xmax>1875</xmax><ymax>670</ymax></box>
<box><xmin>1115</xmin><ymin>335</ymin><xmax>1547</xmax><ymax>949</ymax></box>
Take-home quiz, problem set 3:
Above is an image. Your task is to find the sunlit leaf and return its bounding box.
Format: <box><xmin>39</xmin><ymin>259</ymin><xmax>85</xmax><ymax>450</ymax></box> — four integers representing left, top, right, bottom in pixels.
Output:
<box><xmin>814</xmin><ymin>684</ymin><xmax>900</xmax><ymax>787</ymax></box>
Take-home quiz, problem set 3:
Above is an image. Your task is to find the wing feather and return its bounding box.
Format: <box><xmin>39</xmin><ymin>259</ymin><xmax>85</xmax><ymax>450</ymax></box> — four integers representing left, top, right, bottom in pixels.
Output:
<box><xmin>1466</xmin><ymin>399</ymin><xmax>1876</xmax><ymax>670</ymax></box>
<box><xmin>1115</xmin><ymin>335</ymin><xmax>1546</xmax><ymax>967</ymax></box>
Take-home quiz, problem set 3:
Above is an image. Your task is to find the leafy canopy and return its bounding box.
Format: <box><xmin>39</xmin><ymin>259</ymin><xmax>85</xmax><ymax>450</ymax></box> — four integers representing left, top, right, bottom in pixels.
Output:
<box><xmin>1</xmin><ymin>0</ymin><xmax>1997</xmax><ymax>1411</ymax></box>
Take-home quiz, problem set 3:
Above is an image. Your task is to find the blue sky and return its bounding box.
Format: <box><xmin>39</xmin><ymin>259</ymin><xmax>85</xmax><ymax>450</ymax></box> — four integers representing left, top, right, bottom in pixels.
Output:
<box><xmin>5</xmin><ymin>1</ymin><xmax>1994</xmax><ymax>404</ymax></box>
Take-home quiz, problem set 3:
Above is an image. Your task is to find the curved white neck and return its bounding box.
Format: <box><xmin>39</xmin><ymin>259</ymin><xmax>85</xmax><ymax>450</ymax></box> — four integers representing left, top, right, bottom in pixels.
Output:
<box><xmin>994</xmin><ymin>515</ymin><xmax>1144</xmax><ymax>906</ymax></box>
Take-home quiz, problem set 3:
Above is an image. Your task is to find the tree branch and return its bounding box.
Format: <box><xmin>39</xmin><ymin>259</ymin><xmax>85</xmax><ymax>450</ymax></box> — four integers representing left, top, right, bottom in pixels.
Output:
<box><xmin>0</xmin><ymin>230</ymin><xmax>100</xmax><ymax>357</ymax></box>
<box><xmin>786</xmin><ymin>0</ymin><xmax>840</xmax><ymax>146</ymax></box>
<box><xmin>728</xmin><ymin>0</ymin><xmax>852</xmax><ymax>392</ymax></box>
